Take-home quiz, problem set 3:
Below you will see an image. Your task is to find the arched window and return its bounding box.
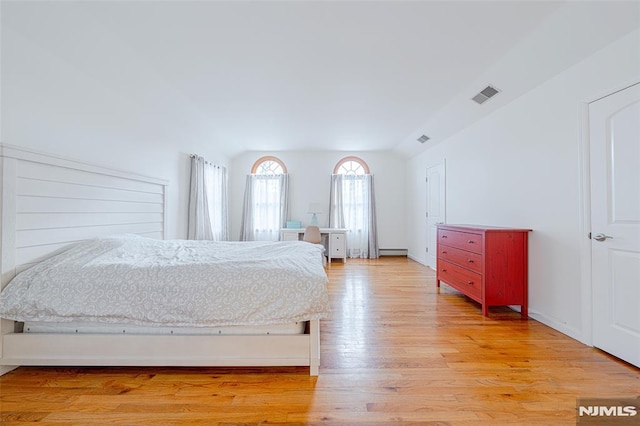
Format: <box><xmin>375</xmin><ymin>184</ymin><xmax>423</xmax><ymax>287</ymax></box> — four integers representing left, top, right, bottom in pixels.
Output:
<box><xmin>333</xmin><ymin>156</ymin><xmax>370</xmax><ymax>175</ymax></box>
<box><xmin>241</xmin><ymin>156</ymin><xmax>289</xmax><ymax>241</ymax></box>
<box><xmin>251</xmin><ymin>156</ymin><xmax>287</xmax><ymax>175</ymax></box>
<box><xmin>330</xmin><ymin>156</ymin><xmax>378</xmax><ymax>259</ymax></box>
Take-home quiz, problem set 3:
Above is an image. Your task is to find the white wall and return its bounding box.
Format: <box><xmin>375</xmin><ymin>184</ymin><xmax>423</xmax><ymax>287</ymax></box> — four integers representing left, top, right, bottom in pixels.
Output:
<box><xmin>1</xmin><ymin>24</ymin><xmax>229</xmax><ymax>239</ymax></box>
<box><xmin>406</xmin><ymin>30</ymin><xmax>640</xmax><ymax>341</ymax></box>
<box><xmin>229</xmin><ymin>151</ymin><xmax>406</xmax><ymax>250</ymax></box>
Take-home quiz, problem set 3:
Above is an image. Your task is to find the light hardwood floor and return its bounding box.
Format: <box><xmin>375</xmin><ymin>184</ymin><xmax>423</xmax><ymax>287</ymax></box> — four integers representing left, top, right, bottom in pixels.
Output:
<box><xmin>0</xmin><ymin>257</ymin><xmax>638</xmax><ymax>425</ymax></box>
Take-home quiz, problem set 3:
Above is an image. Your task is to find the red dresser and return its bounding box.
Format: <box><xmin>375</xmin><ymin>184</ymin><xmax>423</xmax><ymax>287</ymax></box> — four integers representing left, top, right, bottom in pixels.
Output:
<box><xmin>436</xmin><ymin>224</ymin><xmax>531</xmax><ymax>317</ymax></box>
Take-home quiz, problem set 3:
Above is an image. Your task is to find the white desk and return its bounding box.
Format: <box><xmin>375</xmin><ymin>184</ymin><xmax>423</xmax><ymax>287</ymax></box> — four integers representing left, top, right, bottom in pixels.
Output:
<box><xmin>281</xmin><ymin>228</ymin><xmax>348</xmax><ymax>263</ymax></box>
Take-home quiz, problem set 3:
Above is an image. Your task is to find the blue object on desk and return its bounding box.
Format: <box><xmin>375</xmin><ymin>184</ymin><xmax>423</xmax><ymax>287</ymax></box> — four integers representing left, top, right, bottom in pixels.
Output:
<box><xmin>286</xmin><ymin>221</ymin><xmax>302</xmax><ymax>229</ymax></box>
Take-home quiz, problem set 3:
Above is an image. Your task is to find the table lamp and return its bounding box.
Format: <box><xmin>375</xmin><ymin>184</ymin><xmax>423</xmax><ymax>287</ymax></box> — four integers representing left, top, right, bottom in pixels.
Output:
<box><xmin>307</xmin><ymin>202</ymin><xmax>324</xmax><ymax>226</ymax></box>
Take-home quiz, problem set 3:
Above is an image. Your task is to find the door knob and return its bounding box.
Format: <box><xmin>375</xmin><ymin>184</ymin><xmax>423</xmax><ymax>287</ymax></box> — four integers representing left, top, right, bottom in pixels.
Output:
<box><xmin>593</xmin><ymin>233</ymin><xmax>613</xmax><ymax>242</ymax></box>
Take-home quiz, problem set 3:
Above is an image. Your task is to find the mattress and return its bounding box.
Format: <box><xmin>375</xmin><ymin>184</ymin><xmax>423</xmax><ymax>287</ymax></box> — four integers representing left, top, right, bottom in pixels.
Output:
<box><xmin>22</xmin><ymin>321</ymin><xmax>306</xmax><ymax>335</ymax></box>
<box><xmin>0</xmin><ymin>235</ymin><xmax>330</xmax><ymax>327</ymax></box>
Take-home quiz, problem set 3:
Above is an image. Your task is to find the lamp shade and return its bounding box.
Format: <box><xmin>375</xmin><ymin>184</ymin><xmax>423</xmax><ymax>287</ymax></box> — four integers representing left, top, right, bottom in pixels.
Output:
<box><xmin>307</xmin><ymin>202</ymin><xmax>323</xmax><ymax>226</ymax></box>
<box><xmin>307</xmin><ymin>202</ymin><xmax>324</xmax><ymax>214</ymax></box>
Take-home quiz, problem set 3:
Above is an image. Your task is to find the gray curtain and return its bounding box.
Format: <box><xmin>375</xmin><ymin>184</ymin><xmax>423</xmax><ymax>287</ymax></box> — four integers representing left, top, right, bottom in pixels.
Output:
<box><xmin>208</xmin><ymin>162</ymin><xmax>229</xmax><ymax>241</ymax></box>
<box><xmin>240</xmin><ymin>174</ymin><xmax>289</xmax><ymax>241</ymax></box>
<box><xmin>187</xmin><ymin>155</ymin><xmax>229</xmax><ymax>241</ymax></box>
<box><xmin>329</xmin><ymin>174</ymin><xmax>344</xmax><ymax>229</ymax></box>
<box><xmin>240</xmin><ymin>175</ymin><xmax>255</xmax><ymax>241</ymax></box>
<box><xmin>367</xmin><ymin>175</ymin><xmax>379</xmax><ymax>259</ymax></box>
<box><xmin>329</xmin><ymin>173</ymin><xmax>378</xmax><ymax>259</ymax></box>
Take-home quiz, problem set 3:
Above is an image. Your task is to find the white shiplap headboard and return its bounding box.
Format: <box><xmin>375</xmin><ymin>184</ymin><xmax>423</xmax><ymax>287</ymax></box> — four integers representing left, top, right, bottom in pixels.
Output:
<box><xmin>0</xmin><ymin>144</ymin><xmax>169</xmax><ymax>289</ymax></box>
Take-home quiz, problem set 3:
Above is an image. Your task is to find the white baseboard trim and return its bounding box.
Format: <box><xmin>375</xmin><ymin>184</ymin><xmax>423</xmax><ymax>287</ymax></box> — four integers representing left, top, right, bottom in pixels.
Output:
<box><xmin>0</xmin><ymin>365</ymin><xmax>18</xmax><ymax>376</ymax></box>
<box><xmin>527</xmin><ymin>310</ymin><xmax>586</xmax><ymax>345</ymax></box>
<box><xmin>407</xmin><ymin>254</ymin><xmax>427</xmax><ymax>266</ymax></box>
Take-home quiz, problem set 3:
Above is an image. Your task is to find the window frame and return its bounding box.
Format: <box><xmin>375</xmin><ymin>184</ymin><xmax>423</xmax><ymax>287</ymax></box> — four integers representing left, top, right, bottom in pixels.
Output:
<box><xmin>251</xmin><ymin>156</ymin><xmax>288</xmax><ymax>175</ymax></box>
<box><xmin>333</xmin><ymin>156</ymin><xmax>370</xmax><ymax>175</ymax></box>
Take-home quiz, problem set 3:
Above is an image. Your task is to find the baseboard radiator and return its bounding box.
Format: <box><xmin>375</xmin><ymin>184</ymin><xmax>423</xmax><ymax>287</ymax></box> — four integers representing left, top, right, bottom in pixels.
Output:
<box><xmin>379</xmin><ymin>249</ymin><xmax>408</xmax><ymax>257</ymax></box>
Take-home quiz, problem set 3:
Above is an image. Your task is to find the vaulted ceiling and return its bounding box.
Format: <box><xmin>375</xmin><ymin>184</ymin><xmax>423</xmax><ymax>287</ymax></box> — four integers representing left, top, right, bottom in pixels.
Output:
<box><xmin>2</xmin><ymin>1</ymin><xmax>638</xmax><ymax>159</ymax></box>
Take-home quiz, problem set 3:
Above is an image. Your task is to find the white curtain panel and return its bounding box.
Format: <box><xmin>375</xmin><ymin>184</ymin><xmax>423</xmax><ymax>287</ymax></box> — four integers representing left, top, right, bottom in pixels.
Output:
<box><xmin>240</xmin><ymin>174</ymin><xmax>289</xmax><ymax>241</ymax></box>
<box><xmin>187</xmin><ymin>155</ymin><xmax>229</xmax><ymax>241</ymax></box>
<box><xmin>329</xmin><ymin>174</ymin><xmax>379</xmax><ymax>259</ymax></box>
<box><xmin>206</xmin><ymin>162</ymin><xmax>229</xmax><ymax>241</ymax></box>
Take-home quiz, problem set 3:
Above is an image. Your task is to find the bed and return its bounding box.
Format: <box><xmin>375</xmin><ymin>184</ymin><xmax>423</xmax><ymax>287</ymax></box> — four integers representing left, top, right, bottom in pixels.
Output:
<box><xmin>0</xmin><ymin>144</ymin><xmax>328</xmax><ymax>376</ymax></box>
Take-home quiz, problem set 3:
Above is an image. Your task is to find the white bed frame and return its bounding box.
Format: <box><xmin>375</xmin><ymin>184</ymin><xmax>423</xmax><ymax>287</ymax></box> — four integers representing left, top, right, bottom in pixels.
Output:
<box><xmin>0</xmin><ymin>144</ymin><xmax>320</xmax><ymax>376</ymax></box>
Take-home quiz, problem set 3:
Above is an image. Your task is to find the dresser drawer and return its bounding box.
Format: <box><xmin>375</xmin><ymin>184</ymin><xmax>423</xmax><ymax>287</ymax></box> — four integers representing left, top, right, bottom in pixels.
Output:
<box><xmin>281</xmin><ymin>232</ymin><xmax>300</xmax><ymax>242</ymax></box>
<box><xmin>437</xmin><ymin>245</ymin><xmax>482</xmax><ymax>273</ymax></box>
<box><xmin>437</xmin><ymin>229</ymin><xmax>482</xmax><ymax>253</ymax></box>
<box><xmin>437</xmin><ymin>260</ymin><xmax>482</xmax><ymax>300</ymax></box>
<box><xmin>330</xmin><ymin>233</ymin><xmax>345</xmax><ymax>256</ymax></box>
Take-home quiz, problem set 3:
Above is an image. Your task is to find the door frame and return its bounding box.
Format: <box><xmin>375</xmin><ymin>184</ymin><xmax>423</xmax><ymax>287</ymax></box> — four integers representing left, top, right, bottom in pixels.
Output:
<box><xmin>578</xmin><ymin>79</ymin><xmax>640</xmax><ymax>347</ymax></box>
<box><xmin>426</xmin><ymin>159</ymin><xmax>446</xmax><ymax>269</ymax></box>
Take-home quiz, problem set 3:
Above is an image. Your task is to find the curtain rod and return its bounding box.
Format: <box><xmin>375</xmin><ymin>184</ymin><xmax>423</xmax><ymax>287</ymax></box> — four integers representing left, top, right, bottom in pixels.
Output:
<box><xmin>190</xmin><ymin>153</ymin><xmax>225</xmax><ymax>169</ymax></box>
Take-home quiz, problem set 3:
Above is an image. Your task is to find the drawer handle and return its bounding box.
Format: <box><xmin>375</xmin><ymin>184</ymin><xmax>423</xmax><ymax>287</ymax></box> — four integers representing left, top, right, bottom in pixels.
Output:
<box><xmin>467</xmin><ymin>259</ymin><xmax>474</xmax><ymax>264</ymax></box>
<box><xmin>467</xmin><ymin>281</ymin><xmax>474</xmax><ymax>286</ymax></box>
<box><xmin>441</xmin><ymin>269</ymin><xmax>447</xmax><ymax>273</ymax></box>
<box><xmin>442</xmin><ymin>251</ymin><xmax>448</xmax><ymax>254</ymax></box>
<box><xmin>467</xmin><ymin>240</ymin><xmax>474</xmax><ymax>244</ymax></box>
<box><xmin>441</xmin><ymin>235</ymin><xmax>448</xmax><ymax>238</ymax></box>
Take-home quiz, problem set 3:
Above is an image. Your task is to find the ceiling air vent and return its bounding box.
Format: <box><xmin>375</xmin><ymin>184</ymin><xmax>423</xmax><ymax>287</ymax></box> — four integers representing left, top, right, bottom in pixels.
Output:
<box><xmin>472</xmin><ymin>85</ymin><xmax>500</xmax><ymax>105</ymax></box>
<box><xmin>417</xmin><ymin>134</ymin><xmax>430</xmax><ymax>144</ymax></box>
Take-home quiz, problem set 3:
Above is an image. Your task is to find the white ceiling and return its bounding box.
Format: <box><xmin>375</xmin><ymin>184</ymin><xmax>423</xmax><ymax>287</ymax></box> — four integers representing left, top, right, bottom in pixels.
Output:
<box><xmin>2</xmin><ymin>1</ymin><xmax>639</xmax><ymax>159</ymax></box>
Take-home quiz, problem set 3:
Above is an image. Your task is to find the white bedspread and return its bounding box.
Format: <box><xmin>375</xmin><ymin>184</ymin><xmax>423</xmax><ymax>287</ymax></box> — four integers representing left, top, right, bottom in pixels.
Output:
<box><xmin>0</xmin><ymin>235</ymin><xmax>330</xmax><ymax>327</ymax></box>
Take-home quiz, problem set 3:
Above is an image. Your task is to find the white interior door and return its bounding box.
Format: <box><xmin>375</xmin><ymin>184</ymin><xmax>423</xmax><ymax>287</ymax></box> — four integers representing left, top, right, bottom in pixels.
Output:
<box><xmin>426</xmin><ymin>162</ymin><xmax>445</xmax><ymax>269</ymax></box>
<box><xmin>590</xmin><ymin>83</ymin><xmax>640</xmax><ymax>367</ymax></box>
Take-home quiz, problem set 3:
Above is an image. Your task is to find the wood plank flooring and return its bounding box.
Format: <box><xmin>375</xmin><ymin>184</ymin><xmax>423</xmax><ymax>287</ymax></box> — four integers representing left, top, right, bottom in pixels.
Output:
<box><xmin>1</xmin><ymin>257</ymin><xmax>638</xmax><ymax>425</ymax></box>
